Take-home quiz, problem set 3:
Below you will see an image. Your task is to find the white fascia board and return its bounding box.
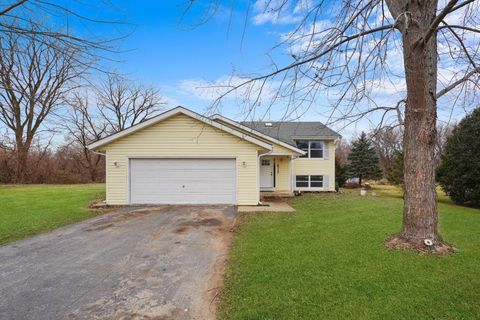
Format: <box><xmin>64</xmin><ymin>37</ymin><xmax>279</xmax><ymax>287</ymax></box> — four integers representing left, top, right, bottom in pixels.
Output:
<box><xmin>211</xmin><ymin>114</ymin><xmax>306</xmax><ymax>155</ymax></box>
<box><xmin>291</xmin><ymin>135</ymin><xmax>342</xmax><ymax>140</ymax></box>
<box><xmin>88</xmin><ymin>106</ymin><xmax>272</xmax><ymax>151</ymax></box>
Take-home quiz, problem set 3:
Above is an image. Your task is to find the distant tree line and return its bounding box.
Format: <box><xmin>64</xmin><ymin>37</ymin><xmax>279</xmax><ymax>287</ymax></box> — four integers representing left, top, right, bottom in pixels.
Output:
<box><xmin>0</xmin><ymin>65</ymin><xmax>164</xmax><ymax>184</ymax></box>
<box><xmin>335</xmin><ymin>123</ymin><xmax>455</xmax><ymax>189</ymax></box>
<box><xmin>336</xmin><ymin>108</ymin><xmax>480</xmax><ymax>207</ymax></box>
<box><xmin>0</xmin><ymin>1</ymin><xmax>163</xmax><ymax>184</ymax></box>
<box><xmin>0</xmin><ymin>23</ymin><xmax>164</xmax><ymax>184</ymax></box>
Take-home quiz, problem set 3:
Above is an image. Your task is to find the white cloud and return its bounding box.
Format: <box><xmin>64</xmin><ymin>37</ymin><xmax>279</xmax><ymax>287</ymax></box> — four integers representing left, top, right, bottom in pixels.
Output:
<box><xmin>178</xmin><ymin>76</ymin><xmax>278</xmax><ymax>102</ymax></box>
<box><xmin>280</xmin><ymin>19</ymin><xmax>333</xmax><ymax>54</ymax></box>
<box><xmin>252</xmin><ymin>0</ymin><xmax>312</xmax><ymax>25</ymax></box>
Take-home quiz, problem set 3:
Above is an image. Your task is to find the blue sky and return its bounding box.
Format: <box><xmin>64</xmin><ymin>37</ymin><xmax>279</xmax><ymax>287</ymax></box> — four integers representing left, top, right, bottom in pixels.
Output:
<box><xmin>59</xmin><ymin>0</ymin><xmax>473</xmax><ymax>139</ymax></box>
<box><xmin>105</xmin><ymin>1</ymin><xmax>293</xmax><ymax>114</ymax></box>
<box><xmin>80</xmin><ymin>1</ymin><xmax>359</xmax><ymax>131</ymax></box>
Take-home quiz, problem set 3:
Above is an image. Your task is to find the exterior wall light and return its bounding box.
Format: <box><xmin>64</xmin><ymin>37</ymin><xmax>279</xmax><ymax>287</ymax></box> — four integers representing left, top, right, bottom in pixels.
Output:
<box><xmin>242</xmin><ymin>161</ymin><xmax>247</xmax><ymax>167</ymax></box>
<box><xmin>113</xmin><ymin>161</ymin><xmax>119</xmax><ymax>167</ymax></box>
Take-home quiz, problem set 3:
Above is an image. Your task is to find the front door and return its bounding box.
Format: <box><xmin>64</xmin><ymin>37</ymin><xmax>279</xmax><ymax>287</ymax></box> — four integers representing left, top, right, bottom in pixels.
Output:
<box><xmin>260</xmin><ymin>157</ymin><xmax>274</xmax><ymax>190</ymax></box>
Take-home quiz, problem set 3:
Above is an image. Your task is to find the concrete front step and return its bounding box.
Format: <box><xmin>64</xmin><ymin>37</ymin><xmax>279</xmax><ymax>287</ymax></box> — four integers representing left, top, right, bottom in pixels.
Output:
<box><xmin>260</xmin><ymin>191</ymin><xmax>295</xmax><ymax>200</ymax></box>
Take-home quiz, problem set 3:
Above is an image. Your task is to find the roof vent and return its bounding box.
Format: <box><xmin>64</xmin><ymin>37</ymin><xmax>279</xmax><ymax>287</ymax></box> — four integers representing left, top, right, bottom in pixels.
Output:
<box><xmin>264</xmin><ymin>122</ymin><xmax>273</xmax><ymax>127</ymax></box>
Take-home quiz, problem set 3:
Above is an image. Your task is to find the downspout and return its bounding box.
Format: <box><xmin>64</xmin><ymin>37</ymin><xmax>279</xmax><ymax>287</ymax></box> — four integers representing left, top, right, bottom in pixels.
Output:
<box><xmin>290</xmin><ymin>156</ymin><xmax>294</xmax><ymax>192</ymax></box>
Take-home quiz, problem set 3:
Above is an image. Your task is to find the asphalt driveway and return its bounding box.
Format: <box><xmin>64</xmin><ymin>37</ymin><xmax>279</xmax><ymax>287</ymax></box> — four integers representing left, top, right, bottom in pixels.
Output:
<box><xmin>0</xmin><ymin>205</ymin><xmax>236</xmax><ymax>320</ymax></box>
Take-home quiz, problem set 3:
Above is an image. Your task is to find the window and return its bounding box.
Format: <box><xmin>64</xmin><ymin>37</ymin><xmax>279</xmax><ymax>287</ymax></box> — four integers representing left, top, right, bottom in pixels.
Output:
<box><xmin>296</xmin><ymin>175</ymin><xmax>323</xmax><ymax>188</ymax></box>
<box><xmin>310</xmin><ymin>175</ymin><xmax>323</xmax><ymax>187</ymax></box>
<box><xmin>295</xmin><ymin>140</ymin><xmax>324</xmax><ymax>158</ymax></box>
<box><xmin>295</xmin><ymin>175</ymin><xmax>309</xmax><ymax>187</ymax></box>
<box><xmin>261</xmin><ymin>159</ymin><xmax>271</xmax><ymax>166</ymax></box>
<box><xmin>309</xmin><ymin>141</ymin><xmax>323</xmax><ymax>158</ymax></box>
<box><xmin>296</xmin><ymin>140</ymin><xmax>309</xmax><ymax>158</ymax></box>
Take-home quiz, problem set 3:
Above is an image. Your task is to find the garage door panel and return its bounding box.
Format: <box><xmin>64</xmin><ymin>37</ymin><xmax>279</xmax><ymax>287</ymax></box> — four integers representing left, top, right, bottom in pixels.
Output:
<box><xmin>129</xmin><ymin>158</ymin><xmax>236</xmax><ymax>204</ymax></box>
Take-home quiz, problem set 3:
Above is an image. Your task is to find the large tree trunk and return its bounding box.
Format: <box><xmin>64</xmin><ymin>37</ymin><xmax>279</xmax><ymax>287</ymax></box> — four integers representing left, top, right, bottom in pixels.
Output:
<box><xmin>14</xmin><ymin>144</ymin><xmax>29</xmax><ymax>184</ymax></box>
<box><xmin>386</xmin><ymin>0</ymin><xmax>451</xmax><ymax>253</ymax></box>
<box><xmin>14</xmin><ymin>129</ymin><xmax>31</xmax><ymax>183</ymax></box>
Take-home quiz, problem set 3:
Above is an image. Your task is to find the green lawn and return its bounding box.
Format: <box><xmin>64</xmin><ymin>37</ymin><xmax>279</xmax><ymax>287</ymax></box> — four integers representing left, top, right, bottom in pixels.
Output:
<box><xmin>0</xmin><ymin>184</ymin><xmax>106</xmax><ymax>244</ymax></box>
<box><xmin>220</xmin><ymin>186</ymin><xmax>480</xmax><ymax>319</ymax></box>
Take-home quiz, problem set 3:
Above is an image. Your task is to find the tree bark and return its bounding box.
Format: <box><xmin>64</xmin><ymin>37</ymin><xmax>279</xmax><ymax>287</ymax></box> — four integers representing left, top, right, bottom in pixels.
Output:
<box><xmin>386</xmin><ymin>0</ymin><xmax>451</xmax><ymax>252</ymax></box>
<box><xmin>15</xmin><ymin>142</ymin><xmax>30</xmax><ymax>183</ymax></box>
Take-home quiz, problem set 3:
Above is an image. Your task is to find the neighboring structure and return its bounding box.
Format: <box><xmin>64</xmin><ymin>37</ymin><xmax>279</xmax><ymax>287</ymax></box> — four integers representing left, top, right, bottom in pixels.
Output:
<box><xmin>88</xmin><ymin>106</ymin><xmax>341</xmax><ymax>205</ymax></box>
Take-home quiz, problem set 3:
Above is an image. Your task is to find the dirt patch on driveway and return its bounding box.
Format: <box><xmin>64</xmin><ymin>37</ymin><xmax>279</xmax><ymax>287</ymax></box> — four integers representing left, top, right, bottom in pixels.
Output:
<box><xmin>0</xmin><ymin>205</ymin><xmax>236</xmax><ymax>320</ymax></box>
<box><xmin>179</xmin><ymin>218</ymin><xmax>223</xmax><ymax>227</ymax></box>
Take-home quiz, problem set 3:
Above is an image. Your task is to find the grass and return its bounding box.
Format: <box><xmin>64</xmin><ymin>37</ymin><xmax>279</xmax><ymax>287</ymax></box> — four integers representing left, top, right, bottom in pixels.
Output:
<box><xmin>219</xmin><ymin>185</ymin><xmax>480</xmax><ymax>319</ymax></box>
<box><xmin>0</xmin><ymin>184</ymin><xmax>106</xmax><ymax>244</ymax></box>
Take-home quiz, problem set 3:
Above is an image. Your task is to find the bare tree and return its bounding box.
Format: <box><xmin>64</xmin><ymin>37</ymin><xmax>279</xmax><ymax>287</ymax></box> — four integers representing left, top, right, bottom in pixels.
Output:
<box><xmin>186</xmin><ymin>0</ymin><xmax>480</xmax><ymax>252</ymax></box>
<box><xmin>435</xmin><ymin>122</ymin><xmax>455</xmax><ymax>168</ymax></box>
<box><xmin>0</xmin><ymin>25</ymin><xmax>86</xmax><ymax>182</ymax></box>
<box><xmin>63</xmin><ymin>75</ymin><xmax>164</xmax><ymax>181</ymax></box>
<box><xmin>335</xmin><ymin>139</ymin><xmax>351</xmax><ymax>167</ymax></box>
<box><xmin>370</xmin><ymin>127</ymin><xmax>403</xmax><ymax>178</ymax></box>
<box><xmin>97</xmin><ymin>73</ymin><xmax>165</xmax><ymax>133</ymax></box>
<box><xmin>63</xmin><ymin>93</ymin><xmax>107</xmax><ymax>182</ymax></box>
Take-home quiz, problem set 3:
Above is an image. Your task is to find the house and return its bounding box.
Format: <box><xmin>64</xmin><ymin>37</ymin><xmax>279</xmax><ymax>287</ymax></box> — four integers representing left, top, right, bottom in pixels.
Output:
<box><xmin>88</xmin><ymin>106</ymin><xmax>341</xmax><ymax>205</ymax></box>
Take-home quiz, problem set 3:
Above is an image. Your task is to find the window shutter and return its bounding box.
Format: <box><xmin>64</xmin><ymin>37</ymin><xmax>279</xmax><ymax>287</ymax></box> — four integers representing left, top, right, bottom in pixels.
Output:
<box><xmin>323</xmin><ymin>175</ymin><xmax>329</xmax><ymax>191</ymax></box>
<box><xmin>323</xmin><ymin>141</ymin><xmax>329</xmax><ymax>160</ymax></box>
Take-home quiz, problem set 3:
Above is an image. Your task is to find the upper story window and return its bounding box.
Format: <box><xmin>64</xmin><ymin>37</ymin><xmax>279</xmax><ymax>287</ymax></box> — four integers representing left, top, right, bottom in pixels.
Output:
<box><xmin>296</xmin><ymin>140</ymin><xmax>324</xmax><ymax>158</ymax></box>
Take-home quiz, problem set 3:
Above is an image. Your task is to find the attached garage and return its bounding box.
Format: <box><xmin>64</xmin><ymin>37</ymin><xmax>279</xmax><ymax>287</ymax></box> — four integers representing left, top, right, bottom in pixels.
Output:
<box><xmin>89</xmin><ymin>107</ymin><xmax>274</xmax><ymax>206</ymax></box>
<box><xmin>129</xmin><ymin>158</ymin><xmax>236</xmax><ymax>204</ymax></box>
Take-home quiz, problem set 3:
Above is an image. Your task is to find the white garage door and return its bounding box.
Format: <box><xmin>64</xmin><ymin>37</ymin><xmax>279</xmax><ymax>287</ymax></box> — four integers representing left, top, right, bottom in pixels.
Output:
<box><xmin>129</xmin><ymin>158</ymin><xmax>236</xmax><ymax>204</ymax></box>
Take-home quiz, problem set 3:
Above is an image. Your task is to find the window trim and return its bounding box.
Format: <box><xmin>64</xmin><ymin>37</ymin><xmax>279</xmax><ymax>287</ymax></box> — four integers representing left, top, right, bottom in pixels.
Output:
<box><xmin>295</xmin><ymin>175</ymin><xmax>309</xmax><ymax>188</ymax></box>
<box><xmin>295</xmin><ymin>175</ymin><xmax>324</xmax><ymax>189</ymax></box>
<box><xmin>296</xmin><ymin>140</ymin><xmax>324</xmax><ymax>159</ymax></box>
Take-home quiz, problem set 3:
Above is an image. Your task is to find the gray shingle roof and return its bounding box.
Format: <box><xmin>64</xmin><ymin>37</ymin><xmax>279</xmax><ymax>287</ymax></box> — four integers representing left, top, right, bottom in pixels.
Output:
<box><xmin>240</xmin><ymin>121</ymin><xmax>341</xmax><ymax>147</ymax></box>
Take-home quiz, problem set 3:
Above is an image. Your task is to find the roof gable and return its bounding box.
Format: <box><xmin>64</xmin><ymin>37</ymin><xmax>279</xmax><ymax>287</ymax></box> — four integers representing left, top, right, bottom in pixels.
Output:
<box><xmin>88</xmin><ymin>107</ymin><xmax>272</xmax><ymax>151</ymax></box>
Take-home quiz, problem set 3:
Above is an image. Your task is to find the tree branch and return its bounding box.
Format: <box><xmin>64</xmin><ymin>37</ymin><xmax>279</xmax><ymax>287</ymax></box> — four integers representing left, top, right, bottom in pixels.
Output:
<box><xmin>436</xmin><ymin>67</ymin><xmax>480</xmax><ymax>98</ymax></box>
<box><xmin>449</xmin><ymin>0</ymin><xmax>477</xmax><ymax>13</ymax></box>
<box><xmin>437</xmin><ymin>24</ymin><xmax>480</xmax><ymax>34</ymax></box>
<box><xmin>0</xmin><ymin>0</ymin><xmax>29</xmax><ymax>16</ymax></box>
<box><xmin>216</xmin><ymin>24</ymin><xmax>394</xmax><ymax>100</ymax></box>
<box><xmin>423</xmin><ymin>0</ymin><xmax>459</xmax><ymax>44</ymax></box>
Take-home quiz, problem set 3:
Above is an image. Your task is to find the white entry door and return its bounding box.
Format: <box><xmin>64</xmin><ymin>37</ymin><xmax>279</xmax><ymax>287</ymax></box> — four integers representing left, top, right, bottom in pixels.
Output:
<box><xmin>260</xmin><ymin>157</ymin><xmax>274</xmax><ymax>190</ymax></box>
<box><xmin>129</xmin><ymin>158</ymin><xmax>236</xmax><ymax>204</ymax></box>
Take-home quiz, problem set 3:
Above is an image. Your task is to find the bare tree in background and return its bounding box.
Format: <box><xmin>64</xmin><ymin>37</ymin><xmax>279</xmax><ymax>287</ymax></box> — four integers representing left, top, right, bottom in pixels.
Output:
<box><xmin>63</xmin><ymin>75</ymin><xmax>164</xmax><ymax>180</ymax></box>
<box><xmin>370</xmin><ymin>127</ymin><xmax>403</xmax><ymax>179</ymax></box>
<box><xmin>186</xmin><ymin>0</ymin><xmax>480</xmax><ymax>252</ymax></box>
<box><xmin>334</xmin><ymin>139</ymin><xmax>351</xmax><ymax>167</ymax></box>
<box><xmin>0</xmin><ymin>26</ymin><xmax>86</xmax><ymax>182</ymax></box>
<box><xmin>97</xmin><ymin>74</ymin><xmax>165</xmax><ymax>132</ymax></box>
<box><xmin>435</xmin><ymin>122</ymin><xmax>455</xmax><ymax>167</ymax></box>
<box><xmin>63</xmin><ymin>93</ymin><xmax>108</xmax><ymax>182</ymax></box>
<box><xmin>0</xmin><ymin>1</ymin><xmax>128</xmax><ymax>183</ymax></box>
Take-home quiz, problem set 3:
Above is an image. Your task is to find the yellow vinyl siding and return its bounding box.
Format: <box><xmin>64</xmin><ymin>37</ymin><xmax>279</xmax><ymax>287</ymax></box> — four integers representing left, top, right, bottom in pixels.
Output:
<box><xmin>293</xmin><ymin>140</ymin><xmax>335</xmax><ymax>191</ymax></box>
<box><xmin>271</xmin><ymin>143</ymin><xmax>294</xmax><ymax>154</ymax></box>
<box><xmin>103</xmin><ymin>114</ymin><xmax>263</xmax><ymax>205</ymax></box>
<box><xmin>275</xmin><ymin>156</ymin><xmax>291</xmax><ymax>191</ymax></box>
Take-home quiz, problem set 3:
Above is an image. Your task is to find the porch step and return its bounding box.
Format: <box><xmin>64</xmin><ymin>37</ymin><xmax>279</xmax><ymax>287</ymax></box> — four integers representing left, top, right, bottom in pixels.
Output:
<box><xmin>260</xmin><ymin>191</ymin><xmax>295</xmax><ymax>200</ymax></box>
